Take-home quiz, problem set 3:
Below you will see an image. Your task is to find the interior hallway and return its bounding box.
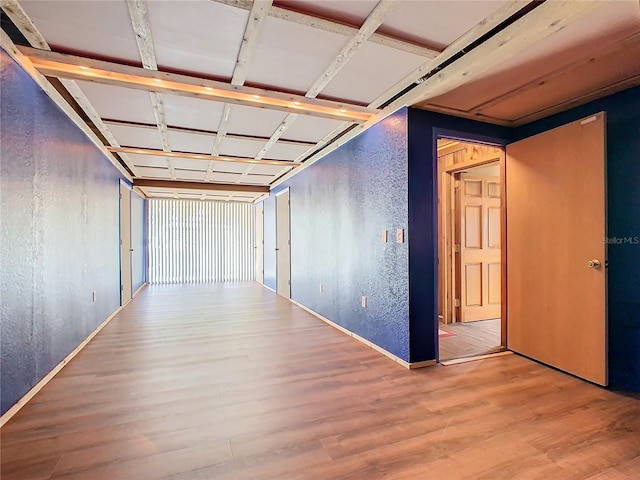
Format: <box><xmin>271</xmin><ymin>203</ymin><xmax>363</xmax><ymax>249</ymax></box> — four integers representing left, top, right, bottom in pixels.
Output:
<box><xmin>1</xmin><ymin>284</ymin><xmax>639</xmax><ymax>480</ymax></box>
<box><xmin>439</xmin><ymin>318</ymin><xmax>502</xmax><ymax>361</ymax></box>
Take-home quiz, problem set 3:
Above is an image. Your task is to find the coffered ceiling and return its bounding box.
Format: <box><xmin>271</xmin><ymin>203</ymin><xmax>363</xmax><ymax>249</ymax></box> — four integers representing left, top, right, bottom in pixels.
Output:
<box><xmin>1</xmin><ymin>0</ymin><xmax>638</xmax><ymax>201</ymax></box>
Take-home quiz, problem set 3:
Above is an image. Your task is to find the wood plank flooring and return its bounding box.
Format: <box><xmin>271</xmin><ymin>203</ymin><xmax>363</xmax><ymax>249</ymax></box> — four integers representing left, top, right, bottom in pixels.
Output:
<box><xmin>1</xmin><ymin>283</ymin><xmax>639</xmax><ymax>479</ymax></box>
<box><xmin>439</xmin><ymin>318</ymin><xmax>502</xmax><ymax>360</ymax></box>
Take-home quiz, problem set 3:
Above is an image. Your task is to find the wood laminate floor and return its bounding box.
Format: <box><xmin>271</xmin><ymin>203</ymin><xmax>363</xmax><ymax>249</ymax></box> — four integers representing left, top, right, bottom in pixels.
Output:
<box><xmin>439</xmin><ymin>318</ymin><xmax>502</xmax><ymax>361</ymax></box>
<box><xmin>2</xmin><ymin>283</ymin><xmax>639</xmax><ymax>480</ymax></box>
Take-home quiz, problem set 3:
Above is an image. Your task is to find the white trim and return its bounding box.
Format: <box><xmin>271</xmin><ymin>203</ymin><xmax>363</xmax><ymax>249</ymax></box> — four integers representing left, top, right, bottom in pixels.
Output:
<box><xmin>440</xmin><ymin>350</ymin><xmax>513</xmax><ymax>366</ymax></box>
<box><xmin>289</xmin><ymin>298</ymin><xmax>435</xmax><ymax>370</ymax></box>
<box><xmin>132</xmin><ymin>282</ymin><xmax>148</xmax><ymax>298</ymax></box>
<box><xmin>0</xmin><ymin>303</ymin><xmax>127</xmax><ymax>428</ymax></box>
<box><xmin>263</xmin><ymin>284</ymin><xmax>276</xmax><ymax>293</ymax></box>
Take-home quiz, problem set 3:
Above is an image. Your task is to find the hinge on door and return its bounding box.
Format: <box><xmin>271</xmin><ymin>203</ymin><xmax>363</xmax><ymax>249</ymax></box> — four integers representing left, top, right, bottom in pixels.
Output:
<box><xmin>121</xmin><ymin>284</ymin><xmax>124</xmax><ymax>291</ymax></box>
<box><xmin>454</xmin><ymin>244</ymin><xmax>460</xmax><ymax>253</ymax></box>
<box><xmin>455</xmin><ymin>181</ymin><xmax>460</xmax><ymax>189</ymax></box>
<box><xmin>454</xmin><ymin>298</ymin><xmax>461</xmax><ymax>307</ymax></box>
<box><xmin>120</xmin><ymin>239</ymin><xmax>123</xmax><ymax>246</ymax></box>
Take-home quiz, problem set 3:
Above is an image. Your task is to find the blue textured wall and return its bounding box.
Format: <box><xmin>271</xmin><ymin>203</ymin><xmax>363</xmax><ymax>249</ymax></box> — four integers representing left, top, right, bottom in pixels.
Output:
<box><xmin>514</xmin><ymin>86</ymin><xmax>640</xmax><ymax>391</ymax></box>
<box><xmin>272</xmin><ymin>110</ymin><xmax>410</xmax><ymax>360</ymax></box>
<box><xmin>407</xmin><ymin>109</ymin><xmax>512</xmax><ymax>362</ymax></box>
<box><xmin>131</xmin><ymin>190</ymin><xmax>146</xmax><ymax>292</ymax></box>
<box><xmin>0</xmin><ymin>49</ymin><xmax>124</xmax><ymax>415</ymax></box>
<box><xmin>262</xmin><ymin>196</ymin><xmax>277</xmax><ymax>290</ymax></box>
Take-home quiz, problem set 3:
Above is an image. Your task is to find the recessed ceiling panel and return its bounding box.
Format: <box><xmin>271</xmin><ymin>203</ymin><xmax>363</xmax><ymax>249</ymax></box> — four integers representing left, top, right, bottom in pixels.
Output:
<box><xmin>218</xmin><ymin>137</ymin><xmax>266</xmax><ymax>158</ymax></box>
<box><xmin>281</xmin><ymin>116</ymin><xmax>347</xmax><ymax>143</ymax></box>
<box><xmin>247</xmin><ymin>164</ymin><xmax>293</xmax><ymax>176</ymax></box>
<box><xmin>209</xmin><ymin>172</ymin><xmax>243</xmax><ymax>183</ymax></box>
<box><xmin>107</xmin><ymin>124</ymin><xmax>163</xmax><ymax>150</ymax></box>
<box><xmin>74</xmin><ymin>81</ymin><xmax>156</xmax><ymax>124</ymax></box>
<box><xmin>136</xmin><ymin>167</ymin><xmax>173</xmax><ymax>179</ymax></box>
<box><xmin>147</xmin><ymin>1</ymin><xmax>248</xmax><ymax>79</ymax></box>
<box><xmin>226</xmin><ymin>105</ymin><xmax>288</xmax><ymax>137</ymax></box>
<box><xmin>127</xmin><ymin>153</ymin><xmax>170</xmax><ymax>168</ymax></box>
<box><xmin>21</xmin><ymin>0</ymin><xmax>141</xmax><ymax>62</ymax></box>
<box><xmin>167</xmin><ymin>130</ymin><xmax>215</xmax><ymax>154</ymax></box>
<box><xmin>171</xmin><ymin>158</ymin><xmax>210</xmax><ymax>171</ymax></box>
<box><xmin>276</xmin><ymin>1</ymin><xmax>377</xmax><ymax>27</ymax></box>
<box><xmin>210</xmin><ymin>161</ymin><xmax>247</xmax><ymax>174</ymax></box>
<box><xmin>246</xmin><ymin>16</ymin><xmax>346</xmax><ymax>93</ymax></box>
<box><xmin>163</xmin><ymin>95</ymin><xmax>226</xmax><ymax>131</ymax></box>
<box><xmin>174</xmin><ymin>169</ymin><xmax>206</xmax><ymax>182</ymax></box>
<box><xmin>320</xmin><ymin>41</ymin><xmax>425</xmax><ymax>105</ymax></box>
<box><xmin>381</xmin><ymin>1</ymin><xmax>508</xmax><ymax>50</ymax></box>
<box><xmin>244</xmin><ymin>174</ymin><xmax>275</xmax><ymax>185</ymax></box>
<box><xmin>264</xmin><ymin>142</ymin><xmax>311</xmax><ymax>161</ymax></box>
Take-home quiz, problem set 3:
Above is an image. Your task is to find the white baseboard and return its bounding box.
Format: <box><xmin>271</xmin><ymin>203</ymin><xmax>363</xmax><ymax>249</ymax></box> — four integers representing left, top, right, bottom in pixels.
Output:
<box><xmin>288</xmin><ymin>298</ymin><xmax>436</xmax><ymax>370</ymax></box>
<box><xmin>0</xmin><ymin>296</ymin><xmax>133</xmax><ymax>428</ymax></box>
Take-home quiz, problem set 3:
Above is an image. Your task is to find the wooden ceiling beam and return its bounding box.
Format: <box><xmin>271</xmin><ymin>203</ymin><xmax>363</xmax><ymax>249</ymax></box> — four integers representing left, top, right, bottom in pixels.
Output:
<box><xmin>108</xmin><ymin>146</ymin><xmax>301</xmax><ymax>166</ymax></box>
<box><xmin>212</xmin><ymin>0</ymin><xmax>440</xmax><ymax>59</ymax></box>
<box><xmin>126</xmin><ymin>0</ymin><xmax>176</xmax><ymax>179</ymax></box>
<box><xmin>19</xmin><ymin>46</ymin><xmax>376</xmax><ymax>123</ymax></box>
<box><xmin>133</xmin><ymin>179</ymin><xmax>269</xmax><ymax>193</ymax></box>
<box><xmin>101</xmin><ymin>119</ymin><xmax>315</xmax><ymax>146</ymax></box>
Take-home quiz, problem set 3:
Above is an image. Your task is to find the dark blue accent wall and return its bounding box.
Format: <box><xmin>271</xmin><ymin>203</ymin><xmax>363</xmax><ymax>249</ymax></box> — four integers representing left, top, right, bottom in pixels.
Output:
<box><xmin>262</xmin><ymin>196</ymin><xmax>277</xmax><ymax>291</ymax></box>
<box><xmin>131</xmin><ymin>190</ymin><xmax>146</xmax><ymax>292</ymax></box>
<box><xmin>513</xmin><ymin>86</ymin><xmax>640</xmax><ymax>391</ymax></box>
<box><xmin>0</xmin><ymin>49</ymin><xmax>125</xmax><ymax>415</ymax></box>
<box><xmin>406</xmin><ymin>109</ymin><xmax>512</xmax><ymax>362</ymax></box>
<box><xmin>272</xmin><ymin>110</ymin><xmax>410</xmax><ymax>360</ymax></box>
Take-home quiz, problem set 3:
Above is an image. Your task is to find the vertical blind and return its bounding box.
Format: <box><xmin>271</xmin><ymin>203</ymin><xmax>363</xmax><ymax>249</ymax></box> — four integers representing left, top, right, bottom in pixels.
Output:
<box><xmin>148</xmin><ymin>199</ymin><xmax>255</xmax><ymax>284</ymax></box>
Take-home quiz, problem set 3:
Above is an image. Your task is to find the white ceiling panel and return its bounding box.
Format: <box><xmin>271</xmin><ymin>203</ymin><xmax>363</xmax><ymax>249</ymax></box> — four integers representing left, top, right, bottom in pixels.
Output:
<box><xmin>218</xmin><ymin>137</ymin><xmax>266</xmax><ymax>158</ymax></box>
<box><xmin>281</xmin><ymin>116</ymin><xmax>347</xmax><ymax>143</ymax></box>
<box><xmin>277</xmin><ymin>1</ymin><xmax>377</xmax><ymax>27</ymax></box>
<box><xmin>147</xmin><ymin>0</ymin><xmax>248</xmax><ymax>79</ymax></box>
<box><xmin>381</xmin><ymin>1</ymin><xmax>508</xmax><ymax>50</ymax></box>
<box><xmin>108</xmin><ymin>124</ymin><xmax>163</xmax><ymax>150</ymax></box>
<box><xmin>321</xmin><ymin>41</ymin><xmax>426</xmax><ymax>104</ymax></box>
<box><xmin>21</xmin><ymin>1</ymin><xmax>141</xmax><ymax>63</ymax></box>
<box><xmin>174</xmin><ymin>169</ymin><xmax>206</xmax><ymax>182</ymax></box>
<box><xmin>210</xmin><ymin>161</ymin><xmax>247</xmax><ymax>174</ymax></box>
<box><xmin>243</xmin><ymin>174</ymin><xmax>275</xmax><ymax>185</ymax></box>
<box><xmin>168</xmin><ymin>130</ymin><xmax>215</xmax><ymax>154</ymax></box>
<box><xmin>247</xmin><ymin>164</ymin><xmax>293</xmax><ymax>176</ymax></box>
<box><xmin>163</xmin><ymin>95</ymin><xmax>226</xmax><ymax>131</ymax></box>
<box><xmin>74</xmin><ymin>80</ymin><xmax>156</xmax><ymax>124</ymax></box>
<box><xmin>170</xmin><ymin>158</ymin><xmax>209</xmax><ymax>171</ymax></box>
<box><xmin>127</xmin><ymin>154</ymin><xmax>170</xmax><ymax>168</ymax></box>
<box><xmin>246</xmin><ymin>16</ymin><xmax>347</xmax><ymax>93</ymax></box>
<box><xmin>136</xmin><ymin>167</ymin><xmax>173</xmax><ymax>179</ymax></box>
<box><xmin>209</xmin><ymin>172</ymin><xmax>243</xmax><ymax>183</ymax></box>
<box><xmin>264</xmin><ymin>142</ymin><xmax>311</xmax><ymax>161</ymax></box>
<box><xmin>227</xmin><ymin>105</ymin><xmax>288</xmax><ymax>137</ymax></box>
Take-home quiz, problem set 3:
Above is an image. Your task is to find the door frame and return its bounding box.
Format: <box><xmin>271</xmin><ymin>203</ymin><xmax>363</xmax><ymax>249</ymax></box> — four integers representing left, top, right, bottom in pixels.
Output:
<box><xmin>255</xmin><ymin>202</ymin><xmax>264</xmax><ymax>285</ymax></box>
<box><xmin>435</xmin><ymin>130</ymin><xmax>509</xmax><ymax>355</ymax></box>
<box><xmin>275</xmin><ymin>188</ymin><xmax>291</xmax><ymax>299</ymax></box>
<box><xmin>119</xmin><ymin>180</ymin><xmax>133</xmax><ymax>306</ymax></box>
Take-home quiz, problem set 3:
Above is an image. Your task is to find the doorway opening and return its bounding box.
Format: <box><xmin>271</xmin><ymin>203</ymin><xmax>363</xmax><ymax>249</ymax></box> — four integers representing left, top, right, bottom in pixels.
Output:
<box><xmin>437</xmin><ymin>139</ymin><xmax>506</xmax><ymax>362</ymax></box>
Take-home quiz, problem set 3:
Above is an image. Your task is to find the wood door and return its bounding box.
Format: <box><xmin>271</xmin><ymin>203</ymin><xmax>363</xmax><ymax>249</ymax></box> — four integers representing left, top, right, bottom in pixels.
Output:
<box><xmin>255</xmin><ymin>202</ymin><xmax>264</xmax><ymax>284</ymax></box>
<box><xmin>276</xmin><ymin>190</ymin><xmax>291</xmax><ymax>299</ymax></box>
<box><xmin>459</xmin><ymin>174</ymin><xmax>502</xmax><ymax>322</ymax></box>
<box><xmin>119</xmin><ymin>182</ymin><xmax>132</xmax><ymax>306</ymax></box>
<box><xmin>506</xmin><ymin>113</ymin><xmax>607</xmax><ymax>385</ymax></box>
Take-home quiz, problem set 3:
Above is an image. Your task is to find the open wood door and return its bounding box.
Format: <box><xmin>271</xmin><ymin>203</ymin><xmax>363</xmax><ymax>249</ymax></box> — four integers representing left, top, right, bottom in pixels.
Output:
<box><xmin>506</xmin><ymin>112</ymin><xmax>607</xmax><ymax>385</ymax></box>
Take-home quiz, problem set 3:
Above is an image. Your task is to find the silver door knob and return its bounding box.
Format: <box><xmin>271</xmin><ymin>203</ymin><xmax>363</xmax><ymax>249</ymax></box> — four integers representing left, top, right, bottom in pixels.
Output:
<box><xmin>588</xmin><ymin>259</ymin><xmax>601</xmax><ymax>269</ymax></box>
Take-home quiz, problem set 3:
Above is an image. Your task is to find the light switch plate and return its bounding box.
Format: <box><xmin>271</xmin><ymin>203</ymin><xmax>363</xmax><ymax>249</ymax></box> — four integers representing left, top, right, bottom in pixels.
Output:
<box><xmin>361</xmin><ymin>296</ymin><xmax>367</xmax><ymax>308</ymax></box>
<box><xmin>396</xmin><ymin>228</ymin><xmax>404</xmax><ymax>243</ymax></box>
<box><xmin>381</xmin><ymin>229</ymin><xmax>388</xmax><ymax>243</ymax></box>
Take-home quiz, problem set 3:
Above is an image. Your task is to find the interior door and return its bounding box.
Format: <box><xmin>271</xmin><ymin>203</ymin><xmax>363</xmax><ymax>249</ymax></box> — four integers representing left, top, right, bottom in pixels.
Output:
<box><xmin>255</xmin><ymin>202</ymin><xmax>264</xmax><ymax>284</ymax></box>
<box><xmin>459</xmin><ymin>174</ymin><xmax>501</xmax><ymax>322</ymax></box>
<box><xmin>119</xmin><ymin>182</ymin><xmax>132</xmax><ymax>306</ymax></box>
<box><xmin>506</xmin><ymin>112</ymin><xmax>607</xmax><ymax>385</ymax></box>
<box><xmin>276</xmin><ymin>190</ymin><xmax>291</xmax><ymax>299</ymax></box>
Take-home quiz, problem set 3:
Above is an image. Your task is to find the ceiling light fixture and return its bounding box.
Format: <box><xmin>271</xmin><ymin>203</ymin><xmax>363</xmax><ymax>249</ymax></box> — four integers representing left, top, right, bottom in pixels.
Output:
<box><xmin>252</xmin><ymin>95</ymin><xmax>261</xmax><ymax>99</ymax></box>
<box><xmin>154</xmin><ymin>78</ymin><xmax>162</xmax><ymax>82</ymax></box>
<box><xmin>79</xmin><ymin>66</ymin><xmax>89</xmax><ymax>70</ymax></box>
<box><xmin>204</xmin><ymin>87</ymin><xmax>213</xmax><ymax>91</ymax></box>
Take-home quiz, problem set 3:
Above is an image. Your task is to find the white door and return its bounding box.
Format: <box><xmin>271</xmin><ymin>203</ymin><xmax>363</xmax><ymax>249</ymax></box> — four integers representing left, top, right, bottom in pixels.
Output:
<box><xmin>255</xmin><ymin>202</ymin><xmax>264</xmax><ymax>284</ymax></box>
<box><xmin>276</xmin><ymin>190</ymin><xmax>291</xmax><ymax>299</ymax></box>
<box><xmin>119</xmin><ymin>182</ymin><xmax>132</xmax><ymax>305</ymax></box>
